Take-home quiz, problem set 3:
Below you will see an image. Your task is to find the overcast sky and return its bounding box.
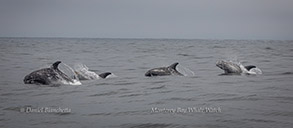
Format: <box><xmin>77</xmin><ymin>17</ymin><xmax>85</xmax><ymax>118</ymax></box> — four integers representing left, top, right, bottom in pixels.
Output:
<box><xmin>0</xmin><ymin>0</ymin><xmax>292</xmax><ymax>40</ymax></box>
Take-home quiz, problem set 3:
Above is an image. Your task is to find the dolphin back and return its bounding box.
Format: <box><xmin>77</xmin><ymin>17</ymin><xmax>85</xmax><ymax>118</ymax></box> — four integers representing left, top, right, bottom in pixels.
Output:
<box><xmin>145</xmin><ymin>68</ymin><xmax>171</xmax><ymax>77</ymax></box>
<box><xmin>145</xmin><ymin>62</ymin><xmax>183</xmax><ymax>77</ymax></box>
<box><xmin>23</xmin><ymin>68</ymin><xmax>56</xmax><ymax>85</ymax></box>
<box><xmin>23</xmin><ymin>61</ymin><xmax>75</xmax><ymax>85</ymax></box>
<box><xmin>99</xmin><ymin>72</ymin><xmax>112</xmax><ymax>79</ymax></box>
<box><xmin>244</xmin><ymin>65</ymin><xmax>256</xmax><ymax>71</ymax></box>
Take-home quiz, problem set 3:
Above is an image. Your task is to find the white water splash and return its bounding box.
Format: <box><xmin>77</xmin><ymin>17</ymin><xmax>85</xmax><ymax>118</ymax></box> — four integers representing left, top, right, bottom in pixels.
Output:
<box><xmin>247</xmin><ymin>67</ymin><xmax>263</xmax><ymax>75</ymax></box>
<box><xmin>60</xmin><ymin>79</ymin><xmax>82</xmax><ymax>86</ymax></box>
<box><xmin>57</xmin><ymin>63</ymin><xmax>82</xmax><ymax>85</ymax></box>
<box><xmin>74</xmin><ymin>63</ymin><xmax>100</xmax><ymax>80</ymax></box>
<box><xmin>106</xmin><ymin>73</ymin><xmax>118</xmax><ymax>78</ymax></box>
<box><xmin>62</xmin><ymin>63</ymin><xmax>79</xmax><ymax>80</ymax></box>
<box><xmin>177</xmin><ymin>65</ymin><xmax>195</xmax><ymax>76</ymax></box>
<box><xmin>238</xmin><ymin>62</ymin><xmax>262</xmax><ymax>75</ymax></box>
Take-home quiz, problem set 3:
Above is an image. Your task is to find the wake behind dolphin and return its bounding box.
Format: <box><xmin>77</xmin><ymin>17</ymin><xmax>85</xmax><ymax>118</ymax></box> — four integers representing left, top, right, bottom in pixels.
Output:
<box><xmin>216</xmin><ymin>60</ymin><xmax>262</xmax><ymax>75</ymax></box>
<box><xmin>73</xmin><ymin>64</ymin><xmax>112</xmax><ymax>80</ymax></box>
<box><xmin>145</xmin><ymin>62</ymin><xmax>184</xmax><ymax>77</ymax></box>
<box><xmin>24</xmin><ymin>61</ymin><xmax>81</xmax><ymax>85</ymax></box>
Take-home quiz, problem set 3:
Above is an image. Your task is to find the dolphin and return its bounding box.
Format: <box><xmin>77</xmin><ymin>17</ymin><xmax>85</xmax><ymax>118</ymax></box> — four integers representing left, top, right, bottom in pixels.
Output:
<box><xmin>216</xmin><ymin>60</ymin><xmax>243</xmax><ymax>74</ymax></box>
<box><xmin>23</xmin><ymin>61</ymin><xmax>75</xmax><ymax>85</ymax></box>
<box><xmin>216</xmin><ymin>60</ymin><xmax>259</xmax><ymax>75</ymax></box>
<box><xmin>145</xmin><ymin>62</ymin><xmax>183</xmax><ymax>77</ymax></box>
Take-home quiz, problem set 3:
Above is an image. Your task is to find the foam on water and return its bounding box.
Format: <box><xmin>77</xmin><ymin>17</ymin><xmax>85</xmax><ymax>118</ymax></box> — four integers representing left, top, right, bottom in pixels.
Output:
<box><xmin>177</xmin><ymin>65</ymin><xmax>195</xmax><ymax>76</ymax></box>
<box><xmin>56</xmin><ymin>63</ymin><xmax>82</xmax><ymax>85</ymax></box>
<box><xmin>249</xmin><ymin>67</ymin><xmax>263</xmax><ymax>74</ymax></box>
<box><xmin>238</xmin><ymin>62</ymin><xmax>262</xmax><ymax>75</ymax></box>
<box><xmin>60</xmin><ymin>79</ymin><xmax>82</xmax><ymax>86</ymax></box>
<box><xmin>106</xmin><ymin>73</ymin><xmax>118</xmax><ymax>78</ymax></box>
<box><xmin>74</xmin><ymin>63</ymin><xmax>101</xmax><ymax>80</ymax></box>
<box><xmin>62</xmin><ymin>63</ymin><xmax>80</xmax><ymax>80</ymax></box>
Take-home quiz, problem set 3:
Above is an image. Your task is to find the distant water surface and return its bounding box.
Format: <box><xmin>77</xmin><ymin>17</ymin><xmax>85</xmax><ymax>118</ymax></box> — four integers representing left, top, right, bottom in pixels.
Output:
<box><xmin>0</xmin><ymin>38</ymin><xmax>293</xmax><ymax>128</ymax></box>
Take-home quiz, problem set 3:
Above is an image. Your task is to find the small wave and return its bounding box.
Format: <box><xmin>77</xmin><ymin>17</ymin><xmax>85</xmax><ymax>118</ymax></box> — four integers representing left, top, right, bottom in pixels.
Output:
<box><xmin>87</xmin><ymin>113</ymin><xmax>111</xmax><ymax>116</ymax></box>
<box><xmin>199</xmin><ymin>93</ymin><xmax>238</xmax><ymax>97</ymax></box>
<box><xmin>113</xmin><ymin>82</ymin><xmax>139</xmax><ymax>86</ymax></box>
<box><xmin>119</xmin><ymin>93</ymin><xmax>145</xmax><ymax>97</ymax></box>
<box><xmin>263</xmin><ymin>111</ymin><xmax>293</xmax><ymax>117</ymax></box>
<box><xmin>32</xmin><ymin>92</ymin><xmax>53</xmax><ymax>96</ymax></box>
<box><xmin>148</xmin><ymin>85</ymin><xmax>166</xmax><ymax>90</ymax></box>
<box><xmin>87</xmin><ymin>110</ymin><xmax>147</xmax><ymax>117</ymax></box>
<box><xmin>281</xmin><ymin>72</ymin><xmax>293</xmax><ymax>75</ymax></box>
<box><xmin>149</xmin><ymin>80</ymin><xmax>169</xmax><ymax>84</ymax></box>
<box><xmin>167</xmin><ymin>97</ymin><xmax>196</xmax><ymax>101</ymax></box>
<box><xmin>157</xmin><ymin>90</ymin><xmax>172</xmax><ymax>94</ymax></box>
<box><xmin>265</xmin><ymin>47</ymin><xmax>273</xmax><ymax>50</ymax></box>
<box><xmin>61</xmin><ymin>90</ymin><xmax>84</xmax><ymax>95</ymax></box>
<box><xmin>148</xmin><ymin>101</ymin><xmax>166</xmax><ymax>105</ymax></box>
<box><xmin>212</xmin><ymin>45</ymin><xmax>225</xmax><ymax>48</ymax></box>
<box><xmin>3</xmin><ymin>105</ymin><xmax>32</xmax><ymax>112</ymax></box>
<box><xmin>271</xmin><ymin>96</ymin><xmax>293</xmax><ymax>101</ymax></box>
<box><xmin>209</xmin><ymin>94</ymin><xmax>260</xmax><ymax>102</ymax></box>
<box><xmin>177</xmin><ymin>53</ymin><xmax>190</xmax><ymax>57</ymax></box>
<box><xmin>1</xmin><ymin>93</ymin><xmax>15</xmax><ymax>96</ymax></box>
<box><xmin>89</xmin><ymin>91</ymin><xmax>119</xmax><ymax>97</ymax></box>
<box><xmin>120</xmin><ymin>123</ymin><xmax>181</xmax><ymax>128</ymax></box>
<box><xmin>53</xmin><ymin>112</ymin><xmax>72</xmax><ymax>116</ymax></box>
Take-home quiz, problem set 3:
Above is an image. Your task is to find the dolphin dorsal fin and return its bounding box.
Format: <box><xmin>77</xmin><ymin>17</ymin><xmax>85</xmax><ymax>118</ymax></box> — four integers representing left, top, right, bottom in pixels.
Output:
<box><xmin>244</xmin><ymin>65</ymin><xmax>256</xmax><ymax>71</ymax></box>
<box><xmin>168</xmin><ymin>62</ymin><xmax>179</xmax><ymax>70</ymax></box>
<box><xmin>99</xmin><ymin>72</ymin><xmax>112</xmax><ymax>79</ymax></box>
<box><xmin>51</xmin><ymin>61</ymin><xmax>62</xmax><ymax>70</ymax></box>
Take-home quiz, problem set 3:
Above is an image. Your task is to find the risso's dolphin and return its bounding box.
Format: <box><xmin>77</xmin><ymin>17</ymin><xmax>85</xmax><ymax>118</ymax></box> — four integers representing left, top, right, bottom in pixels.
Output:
<box><xmin>216</xmin><ymin>60</ymin><xmax>261</xmax><ymax>75</ymax></box>
<box><xmin>145</xmin><ymin>62</ymin><xmax>183</xmax><ymax>77</ymax></box>
<box><xmin>23</xmin><ymin>61</ymin><xmax>79</xmax><ymax>85</ymax></box>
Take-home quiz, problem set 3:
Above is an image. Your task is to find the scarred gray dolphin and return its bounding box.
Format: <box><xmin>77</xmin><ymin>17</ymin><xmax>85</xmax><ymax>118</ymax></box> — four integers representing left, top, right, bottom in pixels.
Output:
<box><xmin>23</xmin><ymin>61</ymin><xmax>77</xmax><ymax>85</ymax></box>
<box><xmin>216</xmin><ymin>60</ymin><xmax>260</xmax><ymax>75</ymax></box>
<box><xmin>145</xmin><ymin>62</ymin><xmax>183</xmax><ymax>77</ymax></box>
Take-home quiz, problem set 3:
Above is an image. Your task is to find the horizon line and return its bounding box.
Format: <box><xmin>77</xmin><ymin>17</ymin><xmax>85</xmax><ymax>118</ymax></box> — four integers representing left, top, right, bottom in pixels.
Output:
<box><xmin>0</xmin><ymin>36</ymin><xmax>292</xmax><ymax>41</ymax></box>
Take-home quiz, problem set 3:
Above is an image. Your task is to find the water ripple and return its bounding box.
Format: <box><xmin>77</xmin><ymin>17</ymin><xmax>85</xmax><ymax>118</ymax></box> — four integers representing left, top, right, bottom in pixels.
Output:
<box><xmin>209</xmin><ymin>94</ymin><xmax>260</xmax><ymax>102</ymax></box>
<box><xmin>89</xmin><ymin>91</ymin><xmax>119</xmax><ymax>97</ymax></box>
<box><xmin>166</xmin><ymin>97</ymin><xmax>197</xmax><ymax>101</ymax></box>
<box><xmin>280</xmin><ymin>72</ymin><xmax>293</xmax><ymax>75</ymax></box>
<box><xmin>119</xmin><ymin>123</ymin><xmax>181</xmax><ymax>128</ymax></box>
<box><xmin>148</xmin><ymin>85</ymin><xmax>166</xmax><ymax>90</ymax></box>
<box><xmin>119</xmin><ymin>93</ymin><xmax>148</xmax><ymax>98</ymax></box>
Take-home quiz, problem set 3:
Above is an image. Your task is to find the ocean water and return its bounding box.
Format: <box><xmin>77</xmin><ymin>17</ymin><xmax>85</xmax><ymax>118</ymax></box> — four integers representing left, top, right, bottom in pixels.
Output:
<box><xmin>0</xmin><ymin>38</ymin><xmax>293</xmax><ymax>128</ymax></box>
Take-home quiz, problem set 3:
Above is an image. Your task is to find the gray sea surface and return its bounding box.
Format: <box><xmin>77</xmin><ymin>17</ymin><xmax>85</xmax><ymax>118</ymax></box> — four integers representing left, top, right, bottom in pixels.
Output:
<box><xmin>0</xmin><ymin>38</ymin><xmax>293</xmax><ymax>128</ymax></box>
